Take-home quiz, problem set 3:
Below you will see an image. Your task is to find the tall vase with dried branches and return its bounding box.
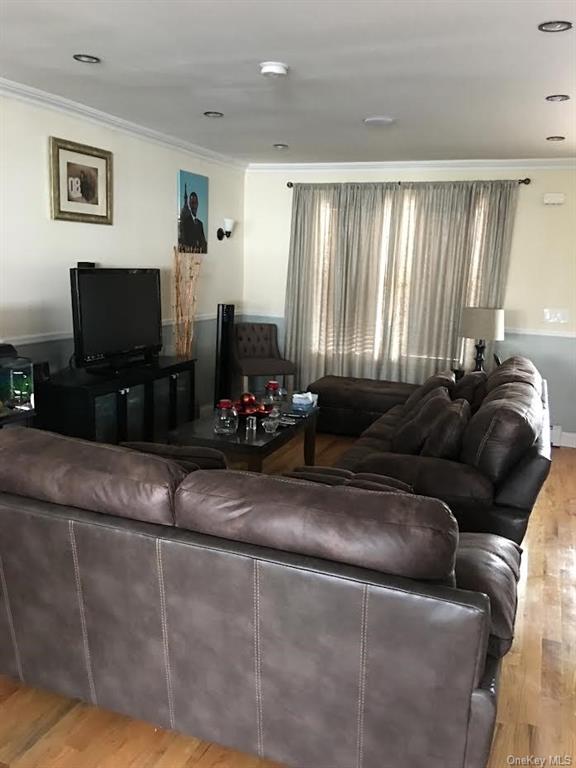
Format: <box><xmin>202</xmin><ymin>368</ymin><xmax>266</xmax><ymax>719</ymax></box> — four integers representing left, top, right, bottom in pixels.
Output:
<box><xmin>173</xmin><ymin>246</ymin><xmax>202</xmax><ymax>359</ymax></box>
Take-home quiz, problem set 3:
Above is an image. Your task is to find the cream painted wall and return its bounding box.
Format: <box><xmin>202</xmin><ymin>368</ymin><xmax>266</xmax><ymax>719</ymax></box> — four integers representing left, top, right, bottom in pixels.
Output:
<box><xmin>243</xmin><ymin>165</ymin><xmax>576</xmax><ymax>334</ymax></box>
<box><xmin>0</xmin><ymin>96</ymin><xmax>245</xmax><ymax>342</ymax></box>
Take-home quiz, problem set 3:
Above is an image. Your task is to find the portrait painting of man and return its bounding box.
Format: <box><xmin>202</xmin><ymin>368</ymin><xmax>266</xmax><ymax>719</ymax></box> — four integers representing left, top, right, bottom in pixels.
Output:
<box><xmin>178</xmin><ymin>171</ymin><xmax>208</xmax><ymax>253</ymax></box>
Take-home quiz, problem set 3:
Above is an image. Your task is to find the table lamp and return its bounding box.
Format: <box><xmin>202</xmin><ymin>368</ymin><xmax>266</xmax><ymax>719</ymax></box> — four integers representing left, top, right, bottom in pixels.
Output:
<box><xmin>460</xmin><ymin>307</ymin><xmax>505</xmax><ymax>371</ymax></box>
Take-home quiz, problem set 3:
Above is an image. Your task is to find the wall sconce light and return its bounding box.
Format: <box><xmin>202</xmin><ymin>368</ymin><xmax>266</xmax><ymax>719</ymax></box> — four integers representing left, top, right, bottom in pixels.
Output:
<box><xmin>217</xmin><ymin>218</ymin><xmax>236</xmax><ymax>241</ymax></box>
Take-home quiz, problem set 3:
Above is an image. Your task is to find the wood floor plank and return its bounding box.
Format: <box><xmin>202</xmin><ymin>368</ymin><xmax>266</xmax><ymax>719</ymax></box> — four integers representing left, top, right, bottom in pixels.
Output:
<box><xmin>0</xmin><ymin>440</ymin><xmax>574</xmax><ymax>767</ymax></box>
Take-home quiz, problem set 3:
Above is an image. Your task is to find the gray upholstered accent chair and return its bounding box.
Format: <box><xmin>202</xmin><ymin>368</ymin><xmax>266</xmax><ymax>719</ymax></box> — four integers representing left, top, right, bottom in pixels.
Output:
<box><xmin>232</xmin><ymin>322</ymin><xmax>296</xmax><ymax>393</ymax></box>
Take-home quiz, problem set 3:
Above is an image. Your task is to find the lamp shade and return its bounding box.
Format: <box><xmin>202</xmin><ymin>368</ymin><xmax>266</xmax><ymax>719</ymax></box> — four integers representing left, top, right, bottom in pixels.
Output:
<box><xmin>460</xmin><ymin>307</ymin><xmax>505</xmax><ymax>341</ymax></box>
<box><xmin>223</xmin><ymin>218</ymin><xmax>236</xmax><ymax>234</ymax></box>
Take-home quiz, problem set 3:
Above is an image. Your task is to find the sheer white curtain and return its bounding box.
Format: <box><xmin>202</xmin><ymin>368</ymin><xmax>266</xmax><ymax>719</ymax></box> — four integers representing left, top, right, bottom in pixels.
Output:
<box><xmin>285</xmin><ymin>181</ymin><xmax>518</xmax><ymax>387</ymax></box>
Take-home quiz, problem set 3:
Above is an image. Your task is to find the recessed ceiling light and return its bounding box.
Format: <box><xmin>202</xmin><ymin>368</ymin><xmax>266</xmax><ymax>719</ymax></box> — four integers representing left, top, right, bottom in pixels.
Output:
<box><xmin>72</xmin><ymin>54</ymin><xmax>101</xmax><ymax>64</ymax></box>
<box><xmin>203</xmin><ymin>111</ymin><xmax>224</xmax><ymax>118</ymax></box>
<box><xmin>546</xmin><ymin>135</ymin><xmax>566</xmax><ymax>141</ymax></box>
<box><xmin>260</xmin><ymin>61</ymin><xmax>289</xmax><ymax>78</ymax></box>
<box><xmin>363</xmin><ymin>116</ymin><xmax>396</xmax><ymax>126</ymax></box>
<box><xmin>545</xmin><ymin>94</ymin><xmax>570</xmax><ymax>101</ymax></box>
<box><xmin>538</xmin><ymin>20</ymin><xmax>573</xmax><ymax>32</ymax></box>
<box><xmin>273</xmin><ymin>143</ymin><xmax>289</xmax><ymax>150</ymax></box>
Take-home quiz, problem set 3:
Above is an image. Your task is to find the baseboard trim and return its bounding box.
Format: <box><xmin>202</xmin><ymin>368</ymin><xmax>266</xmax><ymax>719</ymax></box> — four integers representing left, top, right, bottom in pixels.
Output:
<box><xmin>558</xmin><ymin>432</ymin><xmax>576</xmax><ymax>449</ymax></box>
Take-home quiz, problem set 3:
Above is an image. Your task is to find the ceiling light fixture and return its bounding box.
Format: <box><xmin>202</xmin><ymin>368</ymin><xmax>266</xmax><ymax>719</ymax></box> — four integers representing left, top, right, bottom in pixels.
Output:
<box><xmin>537</xmin><ymin>20</ymin><xmax>572</xmax><ymax>32</ymax></box>
<box><xmin>260</xmin><ymin>61</ymin><xmax>289</xmax><ymax>78</ymax></box>
<box><xmin>546</xmin><ymin>135</ymin><xmax>566</xmax><ymax>141</ymax></box>
<box><xmin>203</xmin><ymin>110</ymin><xmax>224</xmax><ymax>118</ymax></box>
<box><xmin>363</xmin><ymin>115</ymin><xmax>396</xmax><ymax>126</ymax></box>
<box><xmin>273</xmin><ymin>143</ymin><xmax>289</xmax><ymax>150</ymax></box>
<box><xmin>545</xmin><ymin>94</ymin><xmax>570</xmax><ymax>101</ymax></box>
<box><xmin>72</xmin><ymin>54</ymin><xmax>101</xmax><ymax>64</ymax></box>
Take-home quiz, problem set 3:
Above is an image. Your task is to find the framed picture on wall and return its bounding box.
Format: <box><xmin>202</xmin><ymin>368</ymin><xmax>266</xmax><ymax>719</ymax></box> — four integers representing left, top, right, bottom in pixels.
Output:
<box><xmin>49</xmin><ymin>137</ymin><xmax>113</xmax><ymax>224</ymax></box>
<box><xmin>177</xmin><ymin>170</ymin><xmax>208</xmax><ymax>253</ymax></box>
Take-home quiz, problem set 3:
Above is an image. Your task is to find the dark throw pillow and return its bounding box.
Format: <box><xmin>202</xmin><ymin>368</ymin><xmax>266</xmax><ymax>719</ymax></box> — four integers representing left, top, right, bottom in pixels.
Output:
<box><xmin>392</xmin><ymin>388</ymin><xmax>451</xmax><ymax>455</ymax></box>
<box><xmin>421</xmin><ymin>398</ymin><xmax>471</xmax><ymax>460</ymax></box>
<box><xmin>402</xmin><ymin>370</ymin><xmax>456</xmax><ymax>417</ymax></box>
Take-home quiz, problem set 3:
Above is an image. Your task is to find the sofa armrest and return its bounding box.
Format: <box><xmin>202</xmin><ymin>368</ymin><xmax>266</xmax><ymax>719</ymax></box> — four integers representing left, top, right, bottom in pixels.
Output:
<box><xmin>354</xmin><ymin>452</ymin><xmax>494</xmax><ymax>508</ymax></box>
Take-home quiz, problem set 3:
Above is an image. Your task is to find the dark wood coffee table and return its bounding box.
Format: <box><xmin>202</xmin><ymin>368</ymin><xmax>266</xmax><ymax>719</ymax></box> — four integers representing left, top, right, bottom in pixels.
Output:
<box><xmin>169</xmin><ymin>408</ymin><xmax>318</xmax><ymax>472</ymax></box>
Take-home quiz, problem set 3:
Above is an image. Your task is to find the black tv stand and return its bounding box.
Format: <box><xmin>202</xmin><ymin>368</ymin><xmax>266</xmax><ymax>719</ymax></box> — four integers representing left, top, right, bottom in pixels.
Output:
<box><xmin>36</xmin><ymin>356</ymin><xmax>196</xmax><ymax>443</ymax></box>
<box><xmin>86</xmin><ymin>353</ymin><xmax>160</xmax><ymax>377</ymax></box>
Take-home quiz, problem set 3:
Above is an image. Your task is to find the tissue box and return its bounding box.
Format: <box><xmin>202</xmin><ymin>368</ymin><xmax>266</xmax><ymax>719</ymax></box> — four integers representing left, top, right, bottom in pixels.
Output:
<box><xmin>292</xmin><ymin>392</ymin><xmax>318</xmax><ymax>413</ymax></box>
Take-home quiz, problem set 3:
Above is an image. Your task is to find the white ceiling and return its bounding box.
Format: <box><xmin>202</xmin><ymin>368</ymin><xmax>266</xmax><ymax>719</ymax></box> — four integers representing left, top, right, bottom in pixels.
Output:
<box><xmin>0</xmin><ymin>0</ymin><xmax>575</xmax><ymax>163</ymax></box>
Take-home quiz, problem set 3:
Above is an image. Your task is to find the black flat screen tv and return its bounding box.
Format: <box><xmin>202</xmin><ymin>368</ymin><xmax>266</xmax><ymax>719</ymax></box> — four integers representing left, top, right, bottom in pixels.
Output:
<box><xmin>70</xmin><ymin>268</ymin><xmax>162</xmax><ymax>369</ymax></box>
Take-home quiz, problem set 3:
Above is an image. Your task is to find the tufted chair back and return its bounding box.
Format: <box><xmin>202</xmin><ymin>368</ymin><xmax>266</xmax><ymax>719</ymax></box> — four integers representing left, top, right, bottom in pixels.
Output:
<box><xmin>234</xmin><ymin>323</ymin><xmax>281</xmax><ymax>360</ymax></box>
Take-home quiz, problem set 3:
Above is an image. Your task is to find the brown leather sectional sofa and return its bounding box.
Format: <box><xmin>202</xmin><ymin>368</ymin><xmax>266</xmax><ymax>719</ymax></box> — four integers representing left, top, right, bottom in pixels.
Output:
<box><xmin>311</xmin><ymin>356</ymin><xmax>551</xmax><ymax>544</ymax></box>
<box><xmin>0</xmin><ymin>427</ymin><xmax>522</xmax><ymax>768</ymax></box>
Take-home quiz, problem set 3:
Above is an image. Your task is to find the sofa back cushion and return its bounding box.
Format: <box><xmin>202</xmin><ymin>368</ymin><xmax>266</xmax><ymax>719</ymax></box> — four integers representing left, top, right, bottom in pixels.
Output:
<box><xmin>460</xmin><ymin>384</ymin><xmax>544</xmax><ymax>484</ymax></box>
<box><xmin>392</xmin><ymin>387</ymin><xmax>451</xmax><ymax>454</ymax></box>
<box><xmin>401</xmin><ymin>370</ymin><xmax>456</xmax><ymax>416</ymax></box>
<box><xmin>486</xmin><ymin>355</ymin><xmax>542</xmax><ymax>396</ymax></box>
<box><xmin>421</xmin><ymin>399</ymin><xmax>471</xmax><ymax>460</ymax></box>
<box><xmin>0</xmin><ymin>427</ymin><xmax>186</xmax><ymax>525</ymax></box>
<box><xmin>175</xmin><ymin>470</ymin><xmax>458</xmax><ymax>583</ymax></box>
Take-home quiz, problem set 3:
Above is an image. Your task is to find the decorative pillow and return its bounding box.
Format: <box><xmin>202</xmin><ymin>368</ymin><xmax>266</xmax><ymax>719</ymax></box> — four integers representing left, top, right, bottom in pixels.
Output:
<box><xmin>402</xmin><ymin>371</ymin><xmax>456</xmax><ymax>416</ymax></box>
<box><xmin>402</xmin><ymin>384</ymin><xmax>451</xmax><ymax>423</ymax></box>
<box><xmin>453</xmin><ymin>371</ymin><xmax>487</xmax><ymax>403</ymax></box>
<box><xmin>421</xmin><ymin>399</ymin><xmax>471</xmax><ymax>460</ymax></box>
<box><xmin>392</xmin><ymin>388</ymin><xmax>452</xmax><ymax>455</ymax></box>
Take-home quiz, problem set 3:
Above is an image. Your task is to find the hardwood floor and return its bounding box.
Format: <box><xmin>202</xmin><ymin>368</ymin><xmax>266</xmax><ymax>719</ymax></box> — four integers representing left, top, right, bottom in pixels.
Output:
<box><xmin>1</xmin><ymin>438</ymin><xmax>574</xmax><ymax>767</ymax></box>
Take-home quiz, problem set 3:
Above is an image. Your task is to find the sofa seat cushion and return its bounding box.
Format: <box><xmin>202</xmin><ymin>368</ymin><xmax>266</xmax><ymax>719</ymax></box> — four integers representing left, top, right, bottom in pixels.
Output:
<box><xmin>308</xmin><ymin>375</ymin><xmax>417</xmax><ymax>412</ymax></box>
<box><xmin>486</xmin><ymin>355</ymin><xmax>542</xmax><ymax>396</ymax></box>
<box><xmin>348</xmin><ymin>452</ymin><xmax>494</xmax><ymax>509</ymax></box>
<box><xmin>456</xmin><ymin>532</ymin><xmax>522</xmax><ymax>657</ymax></box>
<box><xmin>421</xmin><ymin>399</ymin><xmax>471</xmax><ymax>460</ymax></box>
<box><xmin>121</xmin><ymin>442</ymin><xmax>228</xmax><ymax>472</ymax></box>
<box><xmin>0</xmin><ymin>427</ymin><xmax>186</xmax><ymax>525</ymax></box>
<box><xmin>391</xmin><ymin>388</ymin><xmax>451</xmax><ymax>454</ymax></box>
<box><xmin>335</xmin><ymin>436</ymin><xmax>393</xmax><ymax>470</ymax></box>
<box><xmin>285</xmin><ymin>466</ymin><xmax>413</xmax><ymax>493</ymax></box>
<box><xmin>175</xmin><ymin>470</ymin><xmax>458</xmax><ymax>583</ymax></box>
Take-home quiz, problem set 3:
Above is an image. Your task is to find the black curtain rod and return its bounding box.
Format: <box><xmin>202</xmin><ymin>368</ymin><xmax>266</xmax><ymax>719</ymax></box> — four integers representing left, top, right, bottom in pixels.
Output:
<box><xmin>286</xmin><ymin>178</ymin><xmax>531</xmax><ymax>188</ymax></box>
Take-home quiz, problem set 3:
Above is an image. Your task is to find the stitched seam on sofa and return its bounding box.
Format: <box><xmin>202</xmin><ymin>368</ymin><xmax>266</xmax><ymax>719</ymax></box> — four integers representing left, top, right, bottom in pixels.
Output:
<box><xmin>69</xmin><ymin>520</ymin><xmax>97</xmax><ymax>706</ymax></box>
<box><xmin>356</xmin><ymin>584</ymin><xmax>369</xmax><ymax>768</ymax></box>
<box><xmin>0</xmin><ymin>553</ymin><xmax>23</xmax><ymax>682</ymax></box>
<box><xmin>0</xmin><ymin>502</ymin><xmax>484</xmax><ymax>615</ymax></box>
<box><xmin>462</xmin><ymin>599</ymin><xmax>491</xmax><ymax>765</ymax></box>
<box><xmin>156</xmin><ymin>539</ymin><xmax>175</xmax><ymax>729</ymax></box>
<box><xmin>253</xmin><ymin>560</ymin><xmax>264</xmax><ymax>757</ymax></box>
<box><xmin>178</xmin><ymin>486</ymin><xmax>452</xmax><ymax>537</ymax></box>
<box><xmin>474</xmin><ymin>414</ymin><xmax>498</xmax><ymax>466</ymax></box>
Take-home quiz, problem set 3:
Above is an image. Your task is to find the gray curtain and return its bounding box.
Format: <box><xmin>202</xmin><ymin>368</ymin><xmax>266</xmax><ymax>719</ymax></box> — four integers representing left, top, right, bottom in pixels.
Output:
<box><xmin>285</xmin><ymin>180</ymin><xmax>518</xmax><ymax>387</ymax></box>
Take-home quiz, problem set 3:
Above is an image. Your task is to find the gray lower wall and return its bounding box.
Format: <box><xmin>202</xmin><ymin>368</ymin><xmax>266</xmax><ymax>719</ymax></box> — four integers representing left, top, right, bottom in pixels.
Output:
<box><xmin>497</xmin><ymin>333</ymin><xmax>576</xmax><ymax>432</ymax></box>
<box><xmin>12</xmin><ymin>319</ymin><xmax>576</xmax><ymax>433</ymax></box>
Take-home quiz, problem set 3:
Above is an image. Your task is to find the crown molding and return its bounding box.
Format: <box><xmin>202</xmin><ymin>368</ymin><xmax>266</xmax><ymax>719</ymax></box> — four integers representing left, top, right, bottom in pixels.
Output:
<box><xmin>0</xmin><ymin>78</ymin><xmax>247</xmax><ymax>170</ymax></box>
<box><xmin>248</xmin><ymin>157</ymin><xmax>576</xmax><ymax>173</ymax></box>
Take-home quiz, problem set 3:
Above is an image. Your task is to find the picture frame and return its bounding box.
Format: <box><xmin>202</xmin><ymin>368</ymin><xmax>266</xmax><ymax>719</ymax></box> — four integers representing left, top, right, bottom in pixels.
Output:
<box><xmin>177</xmin><ymin>170</ymin><xmax>208</xmax><ymax>253</ymax></box>
<box><xmin>49</xmin><ymin>136</ymin><xmax>113</xmax><ymax>224</ymax></box>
